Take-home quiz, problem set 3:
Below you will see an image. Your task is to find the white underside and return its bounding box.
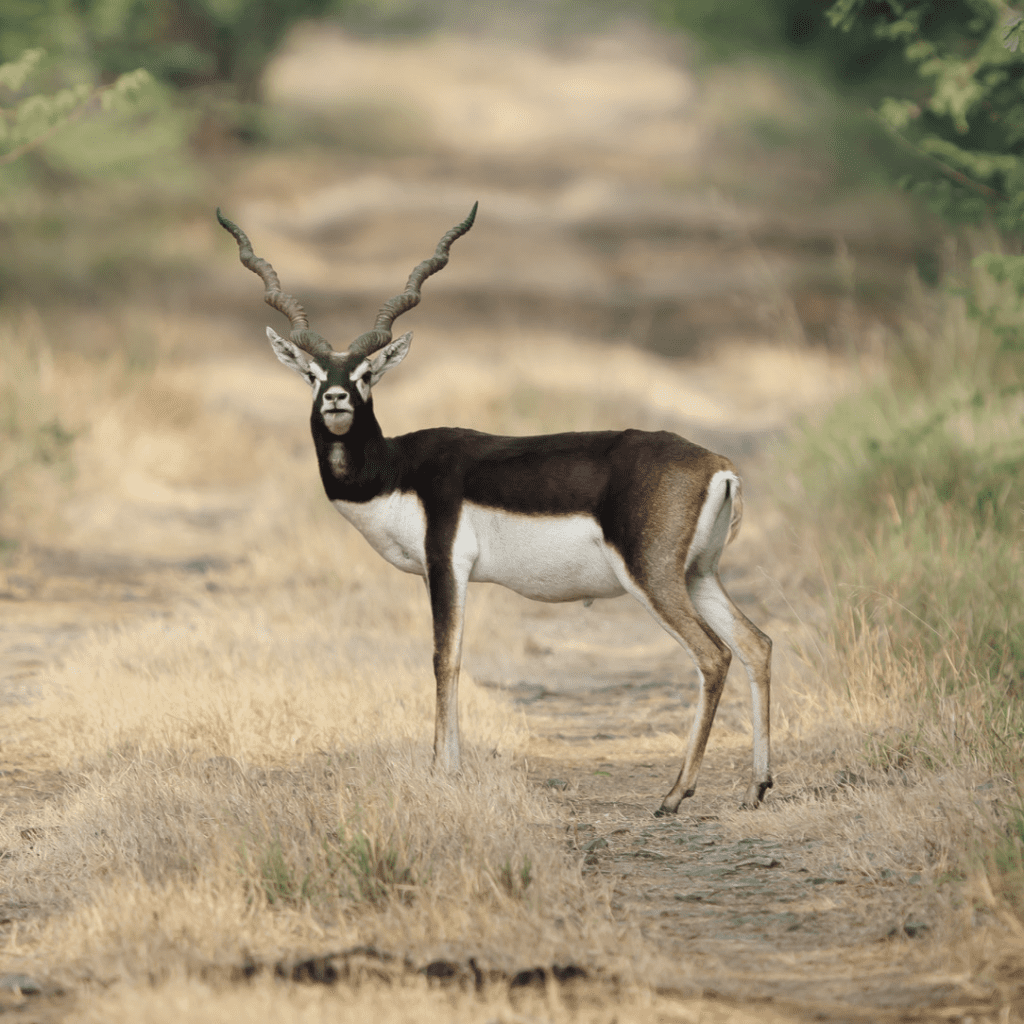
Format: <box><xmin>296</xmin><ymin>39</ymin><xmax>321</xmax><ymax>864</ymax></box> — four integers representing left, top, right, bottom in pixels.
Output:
<box><xmin>457</xmin><ymin>502</ymin><xmax>626</xmax><ymax>601</ymax></box>
<box><xmin>332</xmin><ymin>494</ymin><xmax>628</xmax><ymax>602</ymax></box>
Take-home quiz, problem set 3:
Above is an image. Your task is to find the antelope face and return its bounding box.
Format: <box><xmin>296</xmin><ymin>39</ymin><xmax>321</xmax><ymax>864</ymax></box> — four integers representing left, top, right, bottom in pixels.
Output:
<box><xmin>220</xmin><ymin>200</ymin><xmax>472</xmax><ymax>444</ymax></box>
<box><xmin>316</xmin><ymin>356</ymin><xmax>370</xmax><ymax>437</ymax></box>
<box><xmin>317</xmin><ymin>333</ymin><xmax>413</xmax><ymax>435</ymax></box>
<box><xmin>266</xmin><ymin>326</ymin><xmax>413</xmax><ymax>437</ymax></box>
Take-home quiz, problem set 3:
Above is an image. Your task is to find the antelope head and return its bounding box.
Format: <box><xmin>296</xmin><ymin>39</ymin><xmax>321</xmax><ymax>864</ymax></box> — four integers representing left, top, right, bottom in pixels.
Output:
<box><xmin>216</xmin><ymin>203</ymin><xmax>478</xmax><ymax>437</ymax></box>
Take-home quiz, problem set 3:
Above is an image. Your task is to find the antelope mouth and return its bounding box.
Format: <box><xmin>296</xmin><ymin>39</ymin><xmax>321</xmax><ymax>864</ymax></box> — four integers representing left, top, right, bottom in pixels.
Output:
<box><xmin>322</xmin><ymin>410</ymin><xmax>353</xmax><ymax>435</ymax></box>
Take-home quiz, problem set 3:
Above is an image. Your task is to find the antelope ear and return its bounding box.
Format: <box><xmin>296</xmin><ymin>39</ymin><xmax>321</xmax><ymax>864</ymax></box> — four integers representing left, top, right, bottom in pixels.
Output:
<box><xmin>366</xmin><ymin>331</ymin><xmax>412</xmax><ymax>386</ymax></box>
<box><xmin>267</xmin><ymin>327</ymin><xmax>327</xmax><ymax>388</ymax></box>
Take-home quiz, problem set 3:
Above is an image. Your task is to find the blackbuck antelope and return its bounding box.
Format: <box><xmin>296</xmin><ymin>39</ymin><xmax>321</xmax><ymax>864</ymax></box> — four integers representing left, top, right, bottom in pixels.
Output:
<box><xmin>217</xmin><ymin>203</ymin><xmax>772</xmax><ymax>814</ymax></box>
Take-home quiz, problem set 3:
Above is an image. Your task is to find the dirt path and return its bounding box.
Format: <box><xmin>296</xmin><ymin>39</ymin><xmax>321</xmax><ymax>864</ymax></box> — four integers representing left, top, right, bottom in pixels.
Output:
<box><xmin>462</xmin><ymin>547</ymin><xmax>962</xmax><ymax>1013</ymax></box>
<box><xmin>521</xmin><ymin>716</ymin><xmax>950</xmax><ymax>1010</ymax></box>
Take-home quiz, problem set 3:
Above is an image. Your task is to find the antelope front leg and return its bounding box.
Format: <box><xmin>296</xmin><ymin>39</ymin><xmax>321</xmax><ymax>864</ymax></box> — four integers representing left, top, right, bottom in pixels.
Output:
<box><xmin>427</xmin><ymin>561</ymin><xmax>469</xmax><ymax>773</ymax></box>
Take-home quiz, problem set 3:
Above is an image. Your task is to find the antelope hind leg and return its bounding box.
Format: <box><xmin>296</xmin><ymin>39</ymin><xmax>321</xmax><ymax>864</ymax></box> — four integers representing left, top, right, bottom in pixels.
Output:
<box><xmin>687</xmin><ymin>570</ymin><xmax>773</xmax><ymax>808</ymax></box>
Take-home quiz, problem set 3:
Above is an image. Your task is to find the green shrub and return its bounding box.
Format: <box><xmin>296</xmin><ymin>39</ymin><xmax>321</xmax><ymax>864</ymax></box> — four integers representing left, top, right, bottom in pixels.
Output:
<box><xmin>789</xmin><ymin>264</ymin><xmax>1024</xmax><ymax>873</ymax></box>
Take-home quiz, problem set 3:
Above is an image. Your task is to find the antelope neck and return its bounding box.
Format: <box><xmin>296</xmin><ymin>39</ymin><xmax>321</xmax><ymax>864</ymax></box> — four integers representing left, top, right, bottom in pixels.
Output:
<box><xmin>311</xmin><ymin>403</ymin><xmax>398</xmax><ymax>502</ymax></box>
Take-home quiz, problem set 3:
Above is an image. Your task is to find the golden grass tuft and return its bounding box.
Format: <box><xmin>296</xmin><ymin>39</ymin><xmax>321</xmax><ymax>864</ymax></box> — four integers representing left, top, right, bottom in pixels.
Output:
<box><xmin>3</xmin><ymin>546</ymin><xmax>609</xmax><ymax>984</ymax></box>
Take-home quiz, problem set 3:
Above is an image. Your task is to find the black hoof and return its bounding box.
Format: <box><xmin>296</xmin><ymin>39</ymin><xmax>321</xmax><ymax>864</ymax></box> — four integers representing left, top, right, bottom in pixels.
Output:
<box><xmin>653</xmin><ymin>805</ymin><xmax>676</xmax><ymax>818</ymax></box>
<box><xmin>740</xmin><ymin>778</ymin><xmax>773</xmax><ymax>810</ymax></box>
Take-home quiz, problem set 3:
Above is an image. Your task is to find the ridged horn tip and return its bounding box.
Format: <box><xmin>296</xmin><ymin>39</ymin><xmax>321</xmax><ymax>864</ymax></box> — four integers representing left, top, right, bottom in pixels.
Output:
<box><xmin>348</xmin><ymin>203</ymin><xmax>479</xmax><ymax>359</ymax></box>
<box><xmin>216</xmin><ymin>207</ymin><xmax>240</xmax><ymax>237</ymax></box>
<box><xmin>218</xmin><ymin>205</ymin><xmax>320</xmax><ymax>344</ymax></box>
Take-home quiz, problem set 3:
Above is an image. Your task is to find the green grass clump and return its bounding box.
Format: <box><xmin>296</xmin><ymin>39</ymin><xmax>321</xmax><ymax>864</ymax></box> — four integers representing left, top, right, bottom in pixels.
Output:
<box><xmin>789</xmin><ymin>259</ymin><xmax>1024</xmax><ymax>889</ymax></box>
<box><xmin>245</xmin><ymin>827</ymin><xmax>415</xmax><ymax>909</ymax></box>
<box><xmin>797</xmin><ymin>383</ymin><xmax>1024</xmax><ymax>707</ymax></box>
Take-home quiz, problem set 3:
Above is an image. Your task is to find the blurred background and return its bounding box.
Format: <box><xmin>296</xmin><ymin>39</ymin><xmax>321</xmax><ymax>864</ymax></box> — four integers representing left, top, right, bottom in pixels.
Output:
<box><xmin>0</xmin><ymin>0</ymin><xmax>985</xmax><ymax>357</ymax></box>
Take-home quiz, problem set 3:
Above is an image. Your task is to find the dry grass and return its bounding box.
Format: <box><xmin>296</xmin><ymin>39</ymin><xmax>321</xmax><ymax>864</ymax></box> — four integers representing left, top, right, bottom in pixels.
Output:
<box><xmin>2</xmin><ymin>297</ymin><xmax>1022</xmax><ymax>1020</ymax></box>
<box><xmin>0</xmin><ymin>318</ymin><xmax>724</xmax><ymax>1013</ymax></box>
<box><xmin>63</xmin><ymin>977</ymin><xmax>824</xmax><ymax>1024</ymax></box>
<box><xmin>2</xmin><ymin>466</ymin><xmax>598</xmax><ymax>995</ymax></box>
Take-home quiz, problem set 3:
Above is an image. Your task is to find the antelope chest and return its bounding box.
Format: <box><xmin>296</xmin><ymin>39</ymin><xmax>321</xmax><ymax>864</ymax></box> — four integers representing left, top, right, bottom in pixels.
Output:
<box><xmin>332</xmin><ymin>493</ymin><xmax>428</xmax><ymax>575</ymax></box>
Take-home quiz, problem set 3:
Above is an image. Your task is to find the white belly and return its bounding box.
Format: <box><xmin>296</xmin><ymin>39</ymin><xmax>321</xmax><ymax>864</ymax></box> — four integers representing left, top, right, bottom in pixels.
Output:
<box><xmin>457</xmin><ymin>503</ymin><xmax>626</xmax><ymax>602</ymax></box>
<box><xmin>332</xmin><ymin>493</ymin><xmax>427</xmax><ymax>575</ymax></box>
<box><xmin>333</xmin><ymin>495</ymin><xmax>627</xmax><ymax>603</ymax></box>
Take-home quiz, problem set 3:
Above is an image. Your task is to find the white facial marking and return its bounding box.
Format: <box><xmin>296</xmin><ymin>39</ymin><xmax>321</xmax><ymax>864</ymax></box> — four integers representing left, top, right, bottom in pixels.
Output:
<box><xmin>348</xmin><ymin>358</ymin><xmax>371</xmax><ymax>402</ymax></box>
<box><xmin>266</xmin><ymin>326</ymin><xmax>327</xmax><ymax>388</ymax></box>
<box><xmin>320</xmin><ymin>384</ymin><xmax>354</xmax><ymax>435</ymax></box>
<box><xmin>322</xmin><ymin>413</ymin><xmax>353</xmax><ymax>435</ymax></box>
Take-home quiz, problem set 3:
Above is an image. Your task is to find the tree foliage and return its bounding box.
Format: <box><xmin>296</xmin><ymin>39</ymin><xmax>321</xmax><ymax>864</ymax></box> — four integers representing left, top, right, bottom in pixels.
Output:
<box><xmin>654</xmin><ymin>0</ymin><xmax>918</xmax><ymax>97</ymax></box>
<box><xmin>827</xmin><ymin>0</ymin><xmax>1024</xmax><ymax>236</ymax></box>
<box><xmin>77</xmin><ymin>0</ymin><xmax>348</xmax><ymax>101</ymax></box>
<box><xmin>657</xmin><ymin>0</ymin><xmax>1024</xmax><ymax>235</ymax></box>
<box><xmin>0</xmin><ymin>0</ymin><xmax>348</xmax><ymax>103</ymax></box>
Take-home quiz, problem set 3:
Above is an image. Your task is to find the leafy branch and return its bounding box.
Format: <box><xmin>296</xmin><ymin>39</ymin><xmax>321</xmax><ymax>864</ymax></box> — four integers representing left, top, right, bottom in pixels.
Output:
<box><xmin>872</xmin><ymin>105</ymin><xmax>1010</xmax><ymax>203</ymax></box>
<box><xmin>0</xmin><ymin>49</ymin><xmax>154</xmax><ymax>168</ymax></box>
<box><xmin>828</xmin><ymin>0</ymin><xmax>1024</xmax><ymax>233</ymax></box>
<box><xmin>1002</xmin><ymin>6</ymin><xmax>1023</xmax><ymax>52</ymax></box>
